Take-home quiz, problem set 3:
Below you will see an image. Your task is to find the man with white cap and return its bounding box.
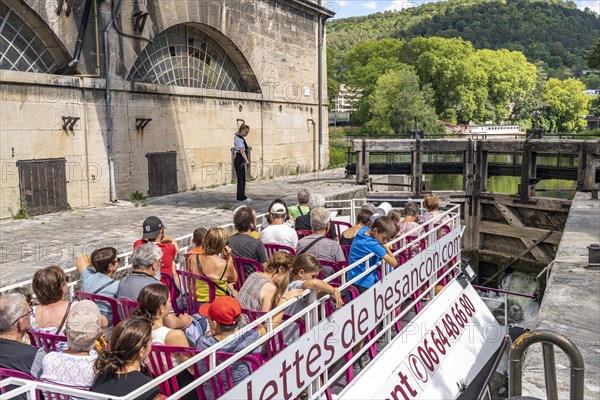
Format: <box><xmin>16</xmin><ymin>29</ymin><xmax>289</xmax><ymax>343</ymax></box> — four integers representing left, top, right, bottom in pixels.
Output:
<box><xmin>260</xmin><ymin>202</ymin><xmax>298</xmax><ymax>248</ymax></box>
<box><xmin>41</xmin><ymin>300</ymin><xmax>101</xmax><ymax>390</ymax></box>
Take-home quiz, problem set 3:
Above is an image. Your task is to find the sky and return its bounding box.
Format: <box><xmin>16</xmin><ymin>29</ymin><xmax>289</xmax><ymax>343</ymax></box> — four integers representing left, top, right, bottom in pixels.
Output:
<box><xmin>329</xmin><ymin>0</ymin><xmax>600</xmax><ymax>19</ymax></box>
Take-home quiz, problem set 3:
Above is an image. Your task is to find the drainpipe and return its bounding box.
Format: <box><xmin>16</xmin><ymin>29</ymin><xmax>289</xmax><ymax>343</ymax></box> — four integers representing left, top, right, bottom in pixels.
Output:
<box><xmin>104</xmin><ymin>17</ymin><xmax>116</xmax><ymax>202</ymax></box>
<box><xmin>55</xmin><ymin>0</ymin><xmax>95</xmax><ymax>74</ymax></box>
<box><xmin>317</xmin><ymin>3</ymin><xmax>324</xmax><ymax>170</ymax></box>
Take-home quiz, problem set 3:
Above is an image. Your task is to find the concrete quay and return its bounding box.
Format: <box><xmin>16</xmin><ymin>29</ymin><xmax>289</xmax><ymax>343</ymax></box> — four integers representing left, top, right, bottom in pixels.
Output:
<box><xmin>0</xmin><ymin>169</ymin><xmax>366</xmax><ymax>287</ymax></box>
<box><xmin>522</xmin><ymin>192</ymin><xmax>600</xmax><ymax>399</ymax></box>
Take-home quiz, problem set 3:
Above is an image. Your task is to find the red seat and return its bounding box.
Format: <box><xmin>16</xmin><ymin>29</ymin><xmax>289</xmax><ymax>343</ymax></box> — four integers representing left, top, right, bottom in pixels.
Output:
<box><xmin>204</xmin><ymin>352</ymin><xmax>263</xmax><ymax>399</ymax></box>
<box><xmin>330</xmin><ymin>220</ymin><xmax>352</xmax><ymax>239</ymax></box>
<box><xmin>74</xmin><ymin>292</ymin><xmax>137</xmax><ymax>326</ymax></box>
<box><xmin>146</xmin><ymin>344</ymin><xmax>206</xmax><ymax>400</ymax></box>
<box><xmin>341</xmin><ymin>244</ymin><xmax>351</xmax><ymax>260</ymax></box>
<box><xmin>263</xmin><ymin>243</ymin><xmax>296</xmax><ymax>258</ymax></box>
<box><xmin>27</xmin><ymin>331</ymin><xmax>67</xmax><ymax>353</ymax></box>
<box><xmin>177</xmin><ymin>270</ymin><xmax>217</xmax><ymax>315</ymax></box>
<box><xmin>324</xmin><ymin>284</ymin><xmax>360</xmax><ymax>384</ymax></box>
<box><xmin>240</xmin><ymin>309</ymin><xmax>306</xmax><ymax>361</ymax></box>
<box><xmin>0</xmin><ymin>367</ymin><xmax>39</xmax><ymax>399</ymax></box>
<box><xmin>317</xmin><ymin>259</ymin><xmax>346</xmax><ymax>282</ymax></box>
<box><xmin>161</xmin><ymin>274</ymin><xmax>185</xmax><ymax>314</ymax></box>
<box><xmin>296</xmin><ymin>229</ymin><xmax>313</xmax><ymax>239</ymax></box>
<box><xmin>231</xmin><ymin>256</ymin><xmax>263</xmax><ymax>291</ymax></box>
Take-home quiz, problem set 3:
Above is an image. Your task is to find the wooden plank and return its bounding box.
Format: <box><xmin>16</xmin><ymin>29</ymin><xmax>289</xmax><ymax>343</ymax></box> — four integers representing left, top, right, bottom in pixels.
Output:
<box><xmin>479</xmin><ymin>140</ymin><xmax>523</xmax><ymax>152</ymax></box>
<box><xmin>481</xmin><ymin>229</ymin><xmax>555</xmax><ymax>286</ymax></box>
<box><xmin>421</xmin><ymin>140</ymin><xmax>470</xmax><ymax>152</ymax></box>
<box><xmin>495</xmin><ymin>204</ymin><xmax>550</xmax><ymax>262</ymax></box>
<box><xmin>480</xmin><ymin>193</ymin><xmax>571</xmax><ymax>212</ymax></box>
<box><xmin>480</xmin><ymin>221</ymin><xmax>562</xmax><ymax>245</ymax></box>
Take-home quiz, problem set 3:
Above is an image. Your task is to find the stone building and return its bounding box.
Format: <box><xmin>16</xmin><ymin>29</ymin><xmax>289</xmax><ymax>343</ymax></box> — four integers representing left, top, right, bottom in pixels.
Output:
<box><xmin>0</xmin><ymin>0</ymin><xmax>333</xmax><ymax>218</ymax></box>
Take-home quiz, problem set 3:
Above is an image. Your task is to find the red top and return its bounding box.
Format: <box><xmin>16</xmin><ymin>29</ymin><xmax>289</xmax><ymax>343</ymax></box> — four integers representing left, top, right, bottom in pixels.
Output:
<box><xmin>133</xmin><ymin>239</ymin><xmax>177</xmax><ymax>277</ymax></box>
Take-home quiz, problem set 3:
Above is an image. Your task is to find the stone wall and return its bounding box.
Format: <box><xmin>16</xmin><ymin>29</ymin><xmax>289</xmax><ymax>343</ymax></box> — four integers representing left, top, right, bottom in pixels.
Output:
<box><xmin>0</xmin><ymin>0</ymin><xmax>331</xmax><ymax>219</ymax></box>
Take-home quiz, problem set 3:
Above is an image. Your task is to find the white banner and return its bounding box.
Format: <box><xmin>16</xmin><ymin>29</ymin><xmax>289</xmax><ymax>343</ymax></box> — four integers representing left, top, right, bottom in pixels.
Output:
<box><xmin>342</xmin><ymin>280</ymin><xmax>504</xmax><ymax>400</ymax></box>
<box><xmin>224</xmin><ymin>228</ymin><xmax>463</xmax><ymax>400</ymax></box>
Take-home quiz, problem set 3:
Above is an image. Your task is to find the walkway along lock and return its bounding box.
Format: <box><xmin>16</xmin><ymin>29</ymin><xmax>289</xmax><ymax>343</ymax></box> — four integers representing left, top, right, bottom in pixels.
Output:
<box><xmin>508</xmin><ymin>329</ymin><xmax>585</xmax><ymax>400</ymax></box>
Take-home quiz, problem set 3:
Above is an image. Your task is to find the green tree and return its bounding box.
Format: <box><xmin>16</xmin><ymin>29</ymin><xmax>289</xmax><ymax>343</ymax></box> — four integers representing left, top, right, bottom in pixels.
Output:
<box><xmin>476</xmin><ymin>49</ymin><xmax>538</xmax><ymax>122</ymax></box>
<box><xmin>342</xmin><ymin>38</ymin><xmax>407</xmax><ymax>125</ymax></box>
<box><xmin>403</xmin><ymin>37</ymin><xmax>488</xmax><ymax>122</ymax></box>
<box><xmin>367</xmin><ymin>69</ymin><xmax>444</xmax><ymax>135</ymax></box>
<box><xmin>541</xmin><ymin>78</ymin><xmax>590</xmax><ymax>132</ymax></box>
<box><xmin>587</xmin><ymin>38</ymin><xmax>600</xmax><ymax>70</ymax></box>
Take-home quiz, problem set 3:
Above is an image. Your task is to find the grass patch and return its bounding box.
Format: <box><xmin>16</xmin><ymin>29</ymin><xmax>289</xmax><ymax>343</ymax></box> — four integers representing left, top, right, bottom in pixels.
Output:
<box><xmin>130</xmin><ymin>191</ymin><xmax>147</xmax><ymax>207</ymax></box>
<box><xmin>13</xmin><ymin>205</ymin><xmax>30</xmax><ymax>220</ymax></box>
<box><xmin>216</xmin><ymin>203</ymin><xmax>233</xmax><ymax>211</ymax></box>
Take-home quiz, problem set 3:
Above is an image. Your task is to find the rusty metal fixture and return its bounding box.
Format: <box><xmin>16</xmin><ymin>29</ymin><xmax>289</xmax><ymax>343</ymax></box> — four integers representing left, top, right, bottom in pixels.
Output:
<box><xmin>509</xmin><ymin>329</ymin><xmax>584</xmax><ymax>400</ymax></box>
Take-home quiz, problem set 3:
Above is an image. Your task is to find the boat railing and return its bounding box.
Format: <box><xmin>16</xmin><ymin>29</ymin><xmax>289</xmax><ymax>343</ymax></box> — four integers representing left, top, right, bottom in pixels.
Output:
<box><xmin>0</xmin><ymin>203</ymin><xmax>463</xmax><ymax>400</ymax></box>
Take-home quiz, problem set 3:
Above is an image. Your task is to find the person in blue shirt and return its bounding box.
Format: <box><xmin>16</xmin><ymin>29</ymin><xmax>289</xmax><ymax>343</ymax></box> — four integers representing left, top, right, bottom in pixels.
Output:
<box><xmin>76</xmin><ymin>248</ymin><xmax>120</xmax><ymax>323</ymax></box>
<box><xmin>347</xmin><ymin>216</ymin><xmax>398</xmax><ymax>293</ymax></box>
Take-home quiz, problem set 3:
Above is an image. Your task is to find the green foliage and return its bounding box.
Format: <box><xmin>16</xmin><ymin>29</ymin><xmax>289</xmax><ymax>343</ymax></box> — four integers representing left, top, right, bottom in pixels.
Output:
<box><xmin>541</xmin><ymin>78</ymin><xmax>590</xmax><ymax>132</ymax></box>
<box><xmin>589</xmin><ymin>96</ymin><xmax>600</xmax><ymax>115</ymax></box>
<box><xmin>327</xmin><ymin>0</ymin><xmax>600</xmax><ymax>79</ymax></box>
<box><xmin>367</xmin><ymin>69</ymin><xmax>444</xmax><ymax>135</ymax></box>
<box><xmin>587</xmin><ymin>38</ymin><xmax>600</xmax><ymax>70</ymax></box>
<box><xmin>130</xmin><ymin>191</ymin><xmax>147</xmax><ymax>207</ymax></box>
<box><xmin>579</xmin><ymin>73</ymin><xmax>600</xmax><ymax>89</ymax></box>
<box><xmin>13</xmin><ymin>204</ymin><xmax>30</xmax><ymax>220</ymax></box>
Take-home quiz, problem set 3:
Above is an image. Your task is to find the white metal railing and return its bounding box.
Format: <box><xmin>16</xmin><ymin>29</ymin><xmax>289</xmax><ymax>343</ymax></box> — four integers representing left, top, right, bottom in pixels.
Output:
<box><xmin>1</xmin><ymin>200</ymin><xmax>462</xmax><ymax>400</ymax></box>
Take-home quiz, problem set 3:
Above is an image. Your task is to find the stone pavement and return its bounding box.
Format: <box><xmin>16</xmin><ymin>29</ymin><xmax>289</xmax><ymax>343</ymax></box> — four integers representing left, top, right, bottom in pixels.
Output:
<box><xmin>522</xmin><ymin>192</ymin><xmax>600</xmax><ymax>399</ymax></box>
<box><xmin>0</xmin><ymin>169</ymin><xmax>367</xmax><ymax>287</ymax></box>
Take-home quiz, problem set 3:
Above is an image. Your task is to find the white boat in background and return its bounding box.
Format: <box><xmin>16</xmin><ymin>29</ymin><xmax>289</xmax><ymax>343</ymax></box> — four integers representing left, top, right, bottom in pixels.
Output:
<box><xmin>461</xmin><ymin>124</ymin><xmax>524</xmax><ymax>136</ymax></box>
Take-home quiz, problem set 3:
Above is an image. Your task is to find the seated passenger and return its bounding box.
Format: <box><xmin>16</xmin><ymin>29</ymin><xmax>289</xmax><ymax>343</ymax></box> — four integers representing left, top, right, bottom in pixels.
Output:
<box><xmin>76</xmin><ymin>248</ymin><xmax>119</xmax><ymax>325</ymax></box>
<box><xmin>286</xmin><ymin>254</ymin><xmax>344</xmax><ymax>317</ymax></box>
<box><xmin>117</xmin><ymin>243</ymin><xmax>192</xmax><ymax>330</ymax></box>
<box><xmin>133</xmin><ymin>284</ymin><xmax>197</xmax><ymax>400</ymax></box>
<box><xmin>296</xmin><ymin>207</ymin><xmax>345</xmax><ymax>277</ymax></box>
<box><xmin>236</xmin><ymin>252</ymin><xmax>299</xmax><ymax>327</ymax></box>
<box><xmin>196</xmin><ymin>296</ymin><xmax>298</xmax><ymax>392</ymax></box>
<box><xmin>41</xmin><ymin>300</ymin><xmax>101</xmax><ymax>390</ymax></box>
<box><xmin>260</xmin><ymin>201</ymin><xmax>298</xmax><ymax>248</ymax></box>
<box><xmin>31</xmin><ymin>266</ymin><xmax>108</xmax><ymax>335</ymax></box>
<box><xmin>189</xmin><ymin>227</ymin><xmax>238</xmax><ymax>302</ymax></box>
<box><xmin>397</xmin><ymin>202</ymin><xmax>424</xmax><ymax>255</ymax></box>
<box><xmin>133</xmin><ymin>216</ymin><xmax>179</xmax><ymax>286</ymax></box>
<box><xmin>91</xmin><ymin>318</ymin><xmax>161</xmax><ymax>400</ymax></box>
<box><xmin>288</xmin><ymin>188</ymin><xmax>311</xmax><ymax>221</ymax></box>
<box><xmin>339</xmin><ymin>208</ymin><xmax>373</xmax><ymax>246</ymax></box>
<box><xmin>0</xmin><ymin>293</ymin><xmax>46</xmax><ymax>380</ymax></box>
<box><xmin>188</xmin><ymin>227</ymin><xmax>208</xmax><ymax>256</ymax></box>
<box><xmin>347</xmin><ymin>216</ymin><xmax>398</xmax><ymax>293</ymax></box>
<box><xmin>294</xmin><ymin>194</ymin><xmax>338</xmax><ymax>240</ymax></box>
<box><xmin>228</xmin><ymin>206</ymin><xmax>268</xmax><ymax>276</ymax></box>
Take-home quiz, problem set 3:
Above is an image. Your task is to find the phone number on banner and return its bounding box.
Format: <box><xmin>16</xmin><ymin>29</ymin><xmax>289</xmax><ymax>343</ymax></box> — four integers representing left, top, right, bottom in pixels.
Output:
<box><xmin>407</xmin><ymin>293</ymin><xmax>476</xmax><ymax>384</ymax></box>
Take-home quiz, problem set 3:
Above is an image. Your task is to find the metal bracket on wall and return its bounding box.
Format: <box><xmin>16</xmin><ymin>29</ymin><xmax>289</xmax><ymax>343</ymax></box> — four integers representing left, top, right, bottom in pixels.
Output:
<box><xmin>132</xmin><ymin>11</ymin><xmax>149</xmax><ymax>33</ymax></box>
<box><xmin>56</xmin><ymin>0</ymin><xmax>74</xmax><ymax>16</ymax></box>
<box><xmin>136</xmin><ymin>118</ymin><xmax>152</xmax><ymax>132</ymax></box>
<box><xmin>62</xmin><ymin>116</ymin><xmax>80</xmax><ymax>130</ymax></box>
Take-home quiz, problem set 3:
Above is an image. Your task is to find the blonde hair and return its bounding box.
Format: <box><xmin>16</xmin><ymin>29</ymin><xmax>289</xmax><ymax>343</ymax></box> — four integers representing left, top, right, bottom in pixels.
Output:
<box><xmin>202</xmin><ymin>227</ymin><xmax>229</xmax><ymax>255</ymax></box>
<box><xmin>265</xmin><ymin>251</ymin><xmax>295</xmax><ymax>309</ymax></box>
<box><xmin>424</xmin><ymin>194</ymin><xmax>439</xmax><ymax>212</ymax></box>
<box><xmin>236</xmin><ymin>124</ymin><xmax>250</xmax><ymax>136</ymax></box>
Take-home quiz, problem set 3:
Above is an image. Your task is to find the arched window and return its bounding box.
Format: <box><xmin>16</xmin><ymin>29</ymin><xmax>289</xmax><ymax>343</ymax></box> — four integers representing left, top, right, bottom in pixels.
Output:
<box><xmin>0</xmin><ymin>3</ymin><xmax>58</xmax><ymax>73</ymax></box>
<box><xmin>128</xmin><ymin>24</ymin><xmax>252</xmax><ymax>91</ymax></box>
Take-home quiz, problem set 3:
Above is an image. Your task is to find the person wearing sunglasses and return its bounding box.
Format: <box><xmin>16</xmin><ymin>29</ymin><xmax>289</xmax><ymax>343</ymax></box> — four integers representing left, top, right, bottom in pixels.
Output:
<box><xmin>0</xmin><ymin>293</ymin><xmax>47</xmax><ymax>380</ymax></box>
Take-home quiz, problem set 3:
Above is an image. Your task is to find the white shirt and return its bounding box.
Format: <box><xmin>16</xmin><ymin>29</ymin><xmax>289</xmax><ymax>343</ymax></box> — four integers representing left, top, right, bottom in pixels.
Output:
<box><xmin>41</xmin><ymin>349</ymin><xmax>98</xmax><ymax>390</ymax></box>
<box><xmin>234</xmin><ymin>136</ymin><xmax>245</xmax><ymax>152</ymax></box>
<box><xmin>260</xmin><ymin>224</ymin><xmax>298</xmax><ymax>248</ymax></box>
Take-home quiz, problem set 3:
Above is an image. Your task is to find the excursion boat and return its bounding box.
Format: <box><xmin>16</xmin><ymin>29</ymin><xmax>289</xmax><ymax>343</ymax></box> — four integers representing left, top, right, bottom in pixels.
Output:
<box><xmin>0</xmin><ymin>199</ymin><xmax>517</xmax><ymax>400</ymax></box>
